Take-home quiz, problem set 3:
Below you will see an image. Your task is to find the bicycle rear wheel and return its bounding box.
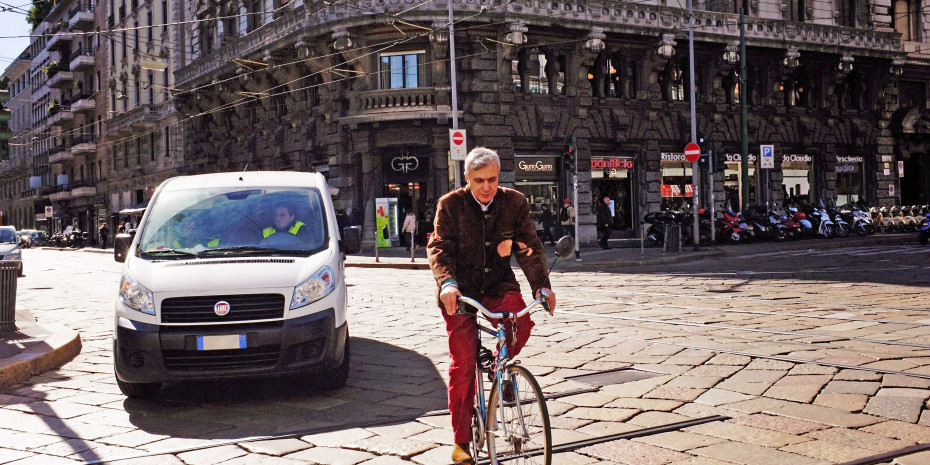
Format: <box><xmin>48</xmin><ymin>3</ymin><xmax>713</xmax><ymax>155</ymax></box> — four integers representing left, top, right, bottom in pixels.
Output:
<box><xmin>486</xmin><ymin>365</ymin><xmax>551</xmax><ymax>464</ymax></box>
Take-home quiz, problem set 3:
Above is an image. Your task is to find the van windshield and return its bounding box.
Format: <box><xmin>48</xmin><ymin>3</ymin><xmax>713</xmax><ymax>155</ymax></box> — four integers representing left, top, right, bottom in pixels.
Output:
<box><xmin>137</xmin><ymin>187</ymin><xmax>329</xmax><ymax>259</ymax></box>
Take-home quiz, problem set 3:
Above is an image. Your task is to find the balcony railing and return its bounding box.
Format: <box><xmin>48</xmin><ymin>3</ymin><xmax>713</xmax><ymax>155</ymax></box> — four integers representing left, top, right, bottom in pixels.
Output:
<box><xmin>107</xmin><ymin>103</ymin><xmax>165</xmax><ymax>134</ymax></box>
<box><xmin>69</xmin><ymin>47</ymin><xmax>95</xmax><ymax>71</ymax></box>
<box><xmin>68</xmin><ymin>2</ymin><xmax>94</xmax><ymax>29</ymax></box>
<box><xmin>71</xmin><ymin>133</ymin><xmax>97</xmax><ymax>155</ymax></box>
<box><xmin>343</xmin><ymin>87</ymin><xmax>453</xmax><ymax>124</ymax></box>
<box><xmin>70</xmin><ymin>179</ymin><xmax>97</xmax><ymax>197</ymax></box>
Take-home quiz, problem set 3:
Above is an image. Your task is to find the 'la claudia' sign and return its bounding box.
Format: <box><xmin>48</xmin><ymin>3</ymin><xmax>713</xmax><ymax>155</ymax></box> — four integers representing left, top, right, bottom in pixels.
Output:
<box><xmin>517</xmin><ymin>160</ymin><xmax>554</xmax><ymax>172</ymax></box>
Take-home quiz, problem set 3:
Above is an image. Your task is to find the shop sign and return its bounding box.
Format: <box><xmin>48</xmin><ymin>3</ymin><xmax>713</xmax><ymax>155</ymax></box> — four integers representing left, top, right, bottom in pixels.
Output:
<box><xmin>784</xmin><ymin>154</ymin><xmax>812</xmax><ymax>162</ymax></box>
<box><xmin>515</xmin><ymin>156</ymin><xmax>558</xmax><ymax>180</ymax></box>
<box><xmin>899</xmin><ymin>161</ymin><xmax>904</xmax><ymax>178</ymax></box>
<box><xmin>835</xmin><ymin>164</ymin><xmax>859</xmax><ymax>173</ymax></box>
<box><xmin>661</xmin><ymin>153</ymin><xmax>687</xmax><ymax>162</ymax></box>
<box><xmin>661</xmin><ymin>184</ymin><xmax>694</xmax><ymax>197</ymax></box>
<box><xmin>591</xmin><ymin>158</ymin><xmax>634</xmax><ymax>170</ymax></box>
<box><xmin>837</xmin><ymin>156</ymin><xmax>863</xmax><ymax>163</ymax></box>
<box><xmin>725</xmin><ymin>153</ymin><xmax>758</xmax><ymax>162</ymax></box>
<box><xmin>383</xmin><ymin>153</ymin><xmax>429</xmax><ymax>183</ymax></box>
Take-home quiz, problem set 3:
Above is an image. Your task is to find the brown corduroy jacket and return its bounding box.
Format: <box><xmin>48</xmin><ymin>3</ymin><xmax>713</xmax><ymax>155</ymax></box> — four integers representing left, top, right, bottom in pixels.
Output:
<box><xmin>427</xmin><ymin>187</ymin><xmax>550</xmax><ymax>310</ymax></box>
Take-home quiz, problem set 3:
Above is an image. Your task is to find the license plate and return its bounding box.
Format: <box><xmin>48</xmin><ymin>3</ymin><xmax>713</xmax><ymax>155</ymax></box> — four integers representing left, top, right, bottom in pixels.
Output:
<box><xmin>197</xmin><ymin>334</ymin><xmax>246</xmax><ymax>351</ymax></box>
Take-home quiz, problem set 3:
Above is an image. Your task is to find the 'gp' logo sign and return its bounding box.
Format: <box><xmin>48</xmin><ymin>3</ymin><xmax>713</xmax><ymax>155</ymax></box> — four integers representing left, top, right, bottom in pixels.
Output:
<box><xmin>391</xmin><ymin>155</ymin><xmax>419</xmax><ymax>173</ymax></box>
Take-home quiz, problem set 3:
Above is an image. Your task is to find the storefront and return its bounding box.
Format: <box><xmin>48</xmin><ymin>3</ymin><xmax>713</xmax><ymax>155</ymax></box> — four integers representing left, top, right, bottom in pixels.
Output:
<box><xmin>660</xmin><ymin>153</ymin><xmax>695</xmax><ymax>210</ymax></box>
<box><xmin>383</xmin><ymin>151</ymin><xmax>430</xmax><ymax>217</ymax></box>
<box><xmin>835</xmin><ymin>155</ymin><xmax>865</xmax><ymax>206</ymax></box>
<box><xmin>591</xmin><ymin>156</ymin><xmax>635</xmax><ymax>231</ymax></box>
<box><xmin>513</xmin><ymin>155</ymin><xmax>560</xmax><ymax>233</ymax></box>
<box><xmin>781</xmin><ymin>154</ymin><xmax>813</xmax><ymax>205</ymax></box>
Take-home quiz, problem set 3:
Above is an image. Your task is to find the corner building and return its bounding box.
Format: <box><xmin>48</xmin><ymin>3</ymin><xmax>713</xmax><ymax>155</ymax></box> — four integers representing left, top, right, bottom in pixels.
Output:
<box><xmin>175</xmin><ymin>0</ymin><xmax>918</xmax><ymax>242</ymax></box>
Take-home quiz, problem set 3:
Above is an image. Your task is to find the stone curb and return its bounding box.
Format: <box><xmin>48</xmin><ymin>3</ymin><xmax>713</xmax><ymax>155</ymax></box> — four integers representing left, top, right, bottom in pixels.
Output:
<box><xmin>0</xmin><ymin>325</ymin><xmax>82</xmax><ymax>392</ymax></box>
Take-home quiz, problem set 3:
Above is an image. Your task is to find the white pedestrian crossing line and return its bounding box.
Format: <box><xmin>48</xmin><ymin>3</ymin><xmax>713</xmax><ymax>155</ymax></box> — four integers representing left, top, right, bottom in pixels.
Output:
<box><xmin>746</xmin><ymin>245</ymin><xmax>914</xmax><ymax>259</ymax></box>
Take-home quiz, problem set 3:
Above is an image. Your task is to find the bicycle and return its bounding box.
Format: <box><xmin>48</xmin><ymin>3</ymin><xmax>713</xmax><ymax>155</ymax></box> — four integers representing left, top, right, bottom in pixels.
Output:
<box><xmin>458</xmin><ymin>293</ymin><xmax>553</xmax><ymax>465</ymax></box>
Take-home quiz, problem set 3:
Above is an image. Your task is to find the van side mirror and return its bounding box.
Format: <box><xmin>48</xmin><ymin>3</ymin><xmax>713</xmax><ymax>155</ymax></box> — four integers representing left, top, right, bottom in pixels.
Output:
<box><xmin>341</xmin><ymin>226</ymin><xmax>361</xmax><ymax>255</ymax></box>
<box><xmin>113</xmin><ymin>231</ymin><xmax>134</xmax><ymax>263</ymax></box>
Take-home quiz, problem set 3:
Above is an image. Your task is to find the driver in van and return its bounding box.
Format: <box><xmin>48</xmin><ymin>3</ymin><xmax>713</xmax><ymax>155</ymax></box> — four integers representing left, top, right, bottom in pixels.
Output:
<box><xmin>263</xmin><ymin>202</ymin><xmax>312</xmax><ymax>241</ymax></box>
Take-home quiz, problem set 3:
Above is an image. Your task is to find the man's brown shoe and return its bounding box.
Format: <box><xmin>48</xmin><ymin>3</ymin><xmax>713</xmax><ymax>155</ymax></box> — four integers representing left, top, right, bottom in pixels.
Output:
<box><xmin>452</xmin><ymin>442</ymin><xmax>473</xmax><ymax>464</ymax></box>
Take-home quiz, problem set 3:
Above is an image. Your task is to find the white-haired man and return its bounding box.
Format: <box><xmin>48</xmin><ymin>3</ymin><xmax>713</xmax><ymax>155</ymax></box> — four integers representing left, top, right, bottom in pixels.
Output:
<box><xmin>427</xmin><ymin>147</ymin><xmax>556</xmax><ymax>463</ymax></box>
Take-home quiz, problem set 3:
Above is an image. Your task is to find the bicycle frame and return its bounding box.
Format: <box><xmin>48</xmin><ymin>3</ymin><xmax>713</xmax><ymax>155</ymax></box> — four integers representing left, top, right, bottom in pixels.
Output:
<box><xmin>460</xmin><ymin>295</ymin><xmax>546</xmax><ymax>462</ymax></box>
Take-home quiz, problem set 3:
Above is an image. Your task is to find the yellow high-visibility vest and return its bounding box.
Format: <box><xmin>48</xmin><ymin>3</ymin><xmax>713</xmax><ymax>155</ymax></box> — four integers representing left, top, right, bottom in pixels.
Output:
<box><xmin>263</xmin><ymin>221</ymin><xmax>305</xmax><ymax>239</ymax></box>
<box><xmin>173</xmin><ymin>238</ymin><xmax>220</xmax><ymax>249</ymax></box>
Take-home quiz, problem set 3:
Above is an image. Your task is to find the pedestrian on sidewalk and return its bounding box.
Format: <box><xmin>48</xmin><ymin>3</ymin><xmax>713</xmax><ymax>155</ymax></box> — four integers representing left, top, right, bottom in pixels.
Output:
<box><xmin>559</xmin><ymin>198</ymin><xmax>575</xmax><ymax>238</ymax></box>
<box><xmin>427</xmin><ymin>146</ymin><xmax>556</xmax><ymax>464</ymax></box>
<box><xmin>597</xmin><ymin>195</ymin><xmax>612</xmax><ymax>250</ymax></box>
<box><xmin>98</xmin><ymin>223</ymin><xmax>109</xmax><ymax>249</ymax></box>
<box><xmin>402</xmin><ymin>212</ymin><xmax>417</xmax><ymax>253</ymax></box>
<box><xmin>540</xmin><ymin>204</ymin><xmax>556</xmax><ymax>246</ymax></box>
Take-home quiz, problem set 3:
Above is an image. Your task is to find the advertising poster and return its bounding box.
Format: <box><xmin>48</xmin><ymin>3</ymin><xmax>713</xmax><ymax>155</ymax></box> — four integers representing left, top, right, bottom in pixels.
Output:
<box><xmin>375</xmin><ymin>198</ymin><xmax>391</xmax><ymax>248</ymax></box>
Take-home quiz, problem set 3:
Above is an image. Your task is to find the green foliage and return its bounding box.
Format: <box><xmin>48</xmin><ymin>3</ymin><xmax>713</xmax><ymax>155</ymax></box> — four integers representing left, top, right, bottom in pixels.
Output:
<box><xmin>26</xmin><ymin>1</ymin><xmax>55</xmax><ymax>30</ymax></box>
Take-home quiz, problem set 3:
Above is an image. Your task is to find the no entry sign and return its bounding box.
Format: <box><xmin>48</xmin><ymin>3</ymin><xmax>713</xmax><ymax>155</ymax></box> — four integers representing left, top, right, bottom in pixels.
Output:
<box><xmin>450</xmin><ymin>129</ymin><xmax>467</xmax><ymax>161</ymax></box>
<box><xmin>684</xmin><ymin>142</ymin><xmax>701</xmax><ymax>163</ymax></box>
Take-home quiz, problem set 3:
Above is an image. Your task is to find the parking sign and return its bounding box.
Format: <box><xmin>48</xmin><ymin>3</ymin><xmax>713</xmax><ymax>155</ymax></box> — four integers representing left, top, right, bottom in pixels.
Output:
<box><xmin>760</xmin><ymin>145</ymin><xmax>774</xmax><ymax>169</ymax></box>
<box><xmin>45</xmin><ymin>206</ymin><xmax>53</xmax><ymax>218</ymax></box>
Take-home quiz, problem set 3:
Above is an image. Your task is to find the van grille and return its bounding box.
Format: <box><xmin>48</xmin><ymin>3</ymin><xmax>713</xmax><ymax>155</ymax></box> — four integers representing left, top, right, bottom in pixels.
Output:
<box><xmin>163</xmin><ymin>346</ymin><xmax>281</xmax><ymax>371</ymax></box>
<box><xmin>160</xmin><ymin>294</ymin><xmax>286</xmax><ymax>324</ymax></box>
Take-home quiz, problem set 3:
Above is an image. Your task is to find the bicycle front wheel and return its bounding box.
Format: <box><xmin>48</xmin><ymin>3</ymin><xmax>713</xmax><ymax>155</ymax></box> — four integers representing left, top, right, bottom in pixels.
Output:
<box><xmin>486</xmin><ymin>365</ymin><xmax>551</xmax><ymax>464</ymax></box>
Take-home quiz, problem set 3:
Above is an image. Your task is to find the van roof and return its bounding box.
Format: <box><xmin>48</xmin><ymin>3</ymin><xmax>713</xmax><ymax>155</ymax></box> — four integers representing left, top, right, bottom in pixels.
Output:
<box><xmin>160</xmin><ymin>171</ymin><xmax>326</xmax><ymax>191</ymax></box>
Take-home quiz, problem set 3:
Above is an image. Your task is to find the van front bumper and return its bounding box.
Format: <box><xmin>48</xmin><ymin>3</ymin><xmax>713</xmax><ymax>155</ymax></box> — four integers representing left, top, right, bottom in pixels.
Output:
<box><xmin>114</xmin><ymin>308</ymin><xmax>346</xmax><ymax>384</ymax></box>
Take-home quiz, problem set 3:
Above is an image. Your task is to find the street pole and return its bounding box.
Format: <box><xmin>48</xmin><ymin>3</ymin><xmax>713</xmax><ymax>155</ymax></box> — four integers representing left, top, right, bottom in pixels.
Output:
<box><xmin>688</xmin><ymin>0</ymin><xmax>699</xmax><ymax>250</ymax></box>
<box><xmin>573</xmin><ymin>145</ymin><xmax>580</xmax><ymax>261</ymax></box>
<box><xmin>739</xmin><ymin>0</ymin><xmax>749</xmax><ymax>211</ymax></box>
<box><xmin>709</xmin><ymin>149</ymin><xmax>716</xmax><ymax>243</ymax></box>
<box><xmin>449</xmin><ymin>0</ymin><xmax>461</xmax><ymax>189</ymax></box>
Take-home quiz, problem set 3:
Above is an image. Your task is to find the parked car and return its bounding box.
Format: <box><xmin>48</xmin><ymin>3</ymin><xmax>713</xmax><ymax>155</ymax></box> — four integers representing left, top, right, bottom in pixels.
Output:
<box><xmin>0</xmin><ymin>226</ymin><xmax>23</xmax><ymax>276</ymax></box>
<box><xmin>112</xmin><ymin>171</ymin><xmax>362</xmax><ymax>398</ymax></box>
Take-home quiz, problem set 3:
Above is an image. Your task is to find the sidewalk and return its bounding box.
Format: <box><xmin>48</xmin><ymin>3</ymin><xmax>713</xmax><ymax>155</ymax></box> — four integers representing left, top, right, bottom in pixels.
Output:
<box><xmin>0</xmin><ymin>306</ymin><xmax>81</xmax><ymax>392</ymax></box>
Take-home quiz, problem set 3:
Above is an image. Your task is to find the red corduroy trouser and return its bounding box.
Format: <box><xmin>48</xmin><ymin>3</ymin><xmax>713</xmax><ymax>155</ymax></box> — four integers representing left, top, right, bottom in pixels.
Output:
<box><xmin>442</xmin><ymin>291</ymin><xmax>535</xmax><ymax>444</ymax></box>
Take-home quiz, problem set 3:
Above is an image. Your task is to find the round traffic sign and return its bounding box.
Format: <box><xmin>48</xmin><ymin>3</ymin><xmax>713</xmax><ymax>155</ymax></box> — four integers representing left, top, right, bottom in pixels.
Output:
<box><xmin>452</xmin><ymin>131</ymin><xmax>465</xmax><ymax>145</ymax></box>
<box><xmin>684</xmin><ymin>142</ymin><xmax>701</xmax><ymax>162</ymax></box>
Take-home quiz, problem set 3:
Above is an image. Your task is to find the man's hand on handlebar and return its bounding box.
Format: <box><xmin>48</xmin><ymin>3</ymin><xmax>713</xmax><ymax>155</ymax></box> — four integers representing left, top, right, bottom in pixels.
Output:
<box><xmin>536</xmin><ymin>287</ymin><xmax>556</xmax><ymax>316</ymax></box>
<box><xmin>441</xmin><ymin>285</ymin><xmax>463</xmax><ymax>315</ymax></box>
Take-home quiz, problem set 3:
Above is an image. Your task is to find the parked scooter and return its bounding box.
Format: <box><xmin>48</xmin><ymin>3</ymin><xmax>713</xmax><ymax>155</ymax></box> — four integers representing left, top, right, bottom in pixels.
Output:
<box><xmin>825</xmin><ymin>201</ymin><xmax>850</xmax><ymax>238</ymax></box>
<box><xmin>843</xmin><ymin>200</ymin><xmax>875</xmax><ymax>236</ymax></box>
<box><xmin>744</xmin><ymin>204</ymin><xmax>787</xmax><ymax>242</ymax></box>
<box><xmin>870</xmin><ymin>207</ymin><xmax>894</xmax><ymax>233</ymax></box>
<box><xmin>717</xmin><ymin>206</ymin><xmax>746</xmax><ymax>243</ymax></box>
<box><xmin>919</xmin><ymin>209</ymin><xmax>930</xmax><ymax>245</ymax></box>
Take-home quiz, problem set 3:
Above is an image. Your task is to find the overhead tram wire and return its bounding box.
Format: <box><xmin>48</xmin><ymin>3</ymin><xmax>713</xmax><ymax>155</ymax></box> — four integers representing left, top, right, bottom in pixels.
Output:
<box><xmin>16</xmin><ymin>0</ymin><xmax>520</xmax><ymax>146</ymax></box>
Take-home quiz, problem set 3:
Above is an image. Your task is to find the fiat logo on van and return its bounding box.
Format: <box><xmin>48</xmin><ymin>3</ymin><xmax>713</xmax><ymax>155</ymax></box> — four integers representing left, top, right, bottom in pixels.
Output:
<box><xmin>214</xmin><ymin>301</ymin><xmax>231</xmax><ymax>316</ymax></box>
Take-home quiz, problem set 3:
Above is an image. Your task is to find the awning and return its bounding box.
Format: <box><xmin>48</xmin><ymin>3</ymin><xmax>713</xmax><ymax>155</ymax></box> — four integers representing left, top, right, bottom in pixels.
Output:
<box><xmin>119</xmin><ymin>200</ymin><xmax>148</xmax><ymax>215</ymax></box>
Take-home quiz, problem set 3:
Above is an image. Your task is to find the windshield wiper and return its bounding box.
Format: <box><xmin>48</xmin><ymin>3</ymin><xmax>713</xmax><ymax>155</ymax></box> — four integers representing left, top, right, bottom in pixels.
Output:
<box><xmin>198</xmin><ymin>246</ymin><xmax>310</xmax><ymax>257</ymax></box>
<box><xmin>141</xmin><ymin>249</ymin><xmax>199</xmax><ymax>259</ymax></box>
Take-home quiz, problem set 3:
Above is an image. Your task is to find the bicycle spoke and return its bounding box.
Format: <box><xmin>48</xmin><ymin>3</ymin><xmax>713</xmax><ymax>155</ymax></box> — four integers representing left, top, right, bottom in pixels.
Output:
<box><xmin>485</xmin><ymin>365</ymin><xmax>551</xmax><ymax>464</ymax></box>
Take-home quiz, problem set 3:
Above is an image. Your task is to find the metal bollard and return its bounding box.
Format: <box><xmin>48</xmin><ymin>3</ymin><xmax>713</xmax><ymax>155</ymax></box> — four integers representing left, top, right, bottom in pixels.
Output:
<box><xmin>0</xmin><ymin>260</ymin><xmax>19</xmax><ymax>332</ymax></box>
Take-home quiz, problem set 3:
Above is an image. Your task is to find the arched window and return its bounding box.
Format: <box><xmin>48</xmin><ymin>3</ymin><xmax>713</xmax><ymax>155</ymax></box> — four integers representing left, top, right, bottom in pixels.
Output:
<box><xmin>662</xmin><ymin>60</ymin><xmax>685</xmax><ymax>102</ymax></box>
<box><xmin>587</xmin><ymin>51</ymin><xmax>622</xmax><ymax>98</ymax></box>
<box><xmin>781</xmin><ymin>67</ymin><xmax>810</xmax><ymax>108</ymax></box>
<box><xmin>722</xmin><ymin>70</ymin><xmax>740</xmax><ymax>104</ymax></box>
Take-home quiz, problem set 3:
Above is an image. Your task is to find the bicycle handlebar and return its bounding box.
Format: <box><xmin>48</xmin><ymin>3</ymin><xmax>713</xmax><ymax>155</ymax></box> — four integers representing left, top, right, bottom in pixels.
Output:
<box><xmin>457</xmin><ymin>289</ymin><xmax>550</xmax><ymax>319</ymax></box>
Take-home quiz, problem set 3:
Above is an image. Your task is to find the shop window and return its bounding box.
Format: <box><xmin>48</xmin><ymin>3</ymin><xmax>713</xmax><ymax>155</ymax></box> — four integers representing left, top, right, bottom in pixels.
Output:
<box><xmin>588</xmin><ymin>51</ymin><xmax>623</xmax><ymax>98</ymax></box>
<box><xmin>894</xmin><ymin>0</ymin><xmax>920</xmax><ymax>41</ymax></box>
<box><xmin>379</xmin><ymin>51</ymin><xmax>426</xmax><ymax>89</ymax></box>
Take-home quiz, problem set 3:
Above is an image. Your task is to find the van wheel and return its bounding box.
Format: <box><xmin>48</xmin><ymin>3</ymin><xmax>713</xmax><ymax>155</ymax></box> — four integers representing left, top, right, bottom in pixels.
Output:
<box><xmin>315</xmin><ymin>335</ymin><xmax>350</xmax><ymax>391</ymax></box>
<box><xmin>116</xmin><ymin>375</ymin><xmax>161</xmax><ymax>398</ymax></box>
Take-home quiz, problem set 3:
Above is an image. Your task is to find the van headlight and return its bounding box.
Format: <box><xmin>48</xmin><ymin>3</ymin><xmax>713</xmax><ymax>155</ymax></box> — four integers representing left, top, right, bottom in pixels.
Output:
<box><xmin>119</xmin><ymin>274</ymin><xmax>155</xmax><ymax>315</ymax></box>
<box><xmin>291</xmin><ymin>266</ymin><xmax>335</xmax><ymax>309</ymax></box>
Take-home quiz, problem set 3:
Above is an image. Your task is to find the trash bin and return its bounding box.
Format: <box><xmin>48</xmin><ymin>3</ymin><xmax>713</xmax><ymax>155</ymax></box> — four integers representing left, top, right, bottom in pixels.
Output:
<box><xmin>663</xmin><ymin>224</ymin><xmax>681</xmax><ymax>252</ymax></box>
<box><xmin>0</xmin><ymin>260</ymin><xmax>19</xmax><ymax>332</ymax></box>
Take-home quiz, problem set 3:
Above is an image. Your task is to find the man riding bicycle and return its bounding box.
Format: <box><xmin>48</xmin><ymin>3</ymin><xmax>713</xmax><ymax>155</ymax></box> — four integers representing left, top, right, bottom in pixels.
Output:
<box><xmin>427</xmin><ymin>147</ymin><xmax>557</xmax><ymax>464</ymax></box>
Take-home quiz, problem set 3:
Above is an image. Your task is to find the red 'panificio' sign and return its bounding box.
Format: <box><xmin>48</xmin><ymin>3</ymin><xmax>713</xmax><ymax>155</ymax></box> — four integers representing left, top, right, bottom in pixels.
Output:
<box><xmin>684</xmin><ymin>142</ymin><xmax>701</xmax><ymax>163</ymax></box>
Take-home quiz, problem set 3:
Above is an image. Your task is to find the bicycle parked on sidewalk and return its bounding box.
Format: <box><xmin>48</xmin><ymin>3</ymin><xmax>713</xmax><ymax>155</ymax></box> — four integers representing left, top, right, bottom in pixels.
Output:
<box><xmin>456</xmin><ymin>236</ymin><xmax>573</xmax><ymax>464</ymax></box>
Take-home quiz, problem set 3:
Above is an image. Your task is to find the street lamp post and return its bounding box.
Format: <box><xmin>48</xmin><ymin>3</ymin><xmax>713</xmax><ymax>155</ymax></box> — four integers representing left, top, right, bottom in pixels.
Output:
<box><xmin>687</xmin><ymin>0</ymin><xmax>699</xmax><ymax>250</ymax></box>
<box><xmin>739</xmin><ymin>0</ymin><xmax>749</xmax><ymax>211</ymax></box>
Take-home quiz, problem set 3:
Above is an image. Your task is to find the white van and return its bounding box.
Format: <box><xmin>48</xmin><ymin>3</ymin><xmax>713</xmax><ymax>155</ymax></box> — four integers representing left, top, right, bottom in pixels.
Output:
<box><xmin>113</xmin><ymin>172</ymin><xmax>361</xmax><ymax>398</ymax></box>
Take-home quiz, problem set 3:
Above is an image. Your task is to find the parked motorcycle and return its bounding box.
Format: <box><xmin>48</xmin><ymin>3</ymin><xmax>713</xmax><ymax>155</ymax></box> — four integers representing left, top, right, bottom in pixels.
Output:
<box><xmin>825</xmin><ymin>201</ymin><xmax>850</xmax><ymax>238</ymax></box>
<box><xmin>843</xmin><ymin>200</ymin><xmax>875</xmax><ymax>236</ymax></box>
<box><xmin>717</xmin><ymin>206</ymin><xmax>746</xmax><ymax>243</ymax></box>
<box><xmin>744</xmin><ymin>204</ymin><xmax>787</xmax><ymax>242</ymax></box>
<box><xmin>918</xmin><ymin>209</ymin><xmax>930</xmax><ymax>245</ymax></box>
<box><xmin>870</xmin><ymin>207</ymin><xmax>894</xmax><ymax>233</ymax></box>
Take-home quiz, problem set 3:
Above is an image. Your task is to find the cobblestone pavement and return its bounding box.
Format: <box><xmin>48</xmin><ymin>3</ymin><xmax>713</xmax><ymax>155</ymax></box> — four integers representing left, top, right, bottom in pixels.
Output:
<box><xmin>2</xmin><ymin>245</ymin><xmax>930</xmax><ymax>464</ymax></box>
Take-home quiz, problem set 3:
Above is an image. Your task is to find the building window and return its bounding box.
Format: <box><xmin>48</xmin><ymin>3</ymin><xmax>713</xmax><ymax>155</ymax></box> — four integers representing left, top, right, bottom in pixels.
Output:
<box><xmin>162</xmin><ymin>1</ymin><xmax>168</xmax><ymax>33</ymax></box>
<box><xmin>134</xmin><ymin>80</ymin><xmax>140</xmax><ymax>106</ymax></box>
<box><xmin>526</xmin><ymin>52</ymin><xmax>550</xmax><ymax>94</ymax></box>
<box><xmin>164</xmin><ymin>127</ymin><xmax>170</xmax><ymax>158</ymax></box>
<box><xmin>150</xmin><ymin>132</ymin><xmax>156</xmax><ymax>161</ymax></box>
<box><xmin>786</xmin><ymin>0</ymin><xmax>806</xmax><ymax>21</ymax></box>
<box><xmin>110</xmin><ymin>37</ymin><xmax>116</xmax><ymax>65</ymax></box>
<box><xmin>723</xmin><ymin>70</ymin><xmax>740</xmax><ymax>104</ymax></box>
<box><xmin>148</xmin><ymin>71</ymin><xmax>154</xmax><ymax>103</ymax></box>
<box><xmin>134</xmin><ymin>22</ymin><xmax>139</xmax><ymax>50</ymax></box>
<box><xmin>661</xmin><ymin>60</ymin><xmax>685</xmax><ymax>102</ymax></box>
<box><xmin>781</xmin><ymin>68</ymin><xmax>810</xmax><ymax>108</ymax></box>
<box><xmin>588</xmin><ymin>51</ymin><xmax>623</xmax><ymax>98</ymax></box>
<box><xmin>379</xmin><ymin>51</ymin><xmax>426</xmax><ymax>89</ymax></box>
<box><xmin>247</xmin><ymin>0</ymin><xmax>263</xmax><ymax>32</ymax></box>
<box><xmin>147</xmin><ymin>10</ymin><xmax>153</xmax><ymax>41</ymax></box>
<box><xmin>894</xmin><ymin>0</ymin><xmax>920</xmax><ymax>41</ymax></box>
<box><xmin>199</xmin><ymin>15</ymin><xmax>215</xmax><ymax>54</ymax></box>
<box><xmin>121</xmin><ymin>31</ymin><xmax>127</xmax><ymax>59</ymax></box>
